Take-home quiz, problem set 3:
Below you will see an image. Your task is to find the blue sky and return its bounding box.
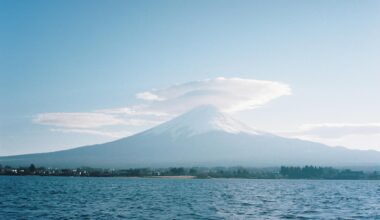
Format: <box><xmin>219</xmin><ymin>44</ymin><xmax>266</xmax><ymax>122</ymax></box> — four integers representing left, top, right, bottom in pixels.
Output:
<box><xmin>1</xmin><ymin>0</ymin><xmax>380</xmax><ymax>155</ymax></box>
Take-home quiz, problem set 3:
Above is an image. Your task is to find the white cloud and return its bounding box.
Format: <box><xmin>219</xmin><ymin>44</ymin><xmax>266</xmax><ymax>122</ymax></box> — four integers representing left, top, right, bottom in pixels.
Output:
<box><xmin>123</xmin><ymin>118</ymin><xmax>162</xmax><ymax>126</ymax></box>
<box><xmin>50</xmin><ymin>128</ymin><xmax>131</xmax><ymax>138</ymax></box>
<box><xmin>278</xmin><ymin>123</ymin><xmax>380</xmax><ymax>150</ymax></box>
<box><xmin>33</xmin><ymin>113</ymin><xmax>125</xmax><ymax>128</ymax></box>
<box><xmin>33</xmin><ymin>77</ymin><xmax>291</xmax><ymax>137</ymax></box>
<box><xmin>96</xmin><ymin>106</ymin><xmax>168</xmax><ymax>116</ymax></box>
<box><xmin>293</xmin><ymin>123</ymin><xmax>380</xmax><ymax>138</ymax></box>
<box><xmin>136</xmin><ymin>92</ymin><xmax>165</xmax><ymax>101</ymax></box>
<box><xmin>135</xmin><ymin>77</ymin><xmax>291</xmax><ymax>113</ymax></box>
<box><xmin>33</xmin><ymin>112</ymin><xmax>163</xmax><ymax>129</ymax></box>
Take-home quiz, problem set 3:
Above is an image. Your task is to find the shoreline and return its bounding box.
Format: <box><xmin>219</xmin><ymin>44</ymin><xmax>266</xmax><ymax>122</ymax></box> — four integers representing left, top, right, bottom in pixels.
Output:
<box><xmin>146</xmin><ymin>175</ymin><xmax>196</xmax><ymax>179</ymax></box>
<box><xmin>2</xmin><ymin>165</ymin><xmax>380</xmax><ymax>180</ymax></box>
<box><xmin>3</xmin><ymin>175</ymin><xmax>380</xmax><ymax>180</ymax></box>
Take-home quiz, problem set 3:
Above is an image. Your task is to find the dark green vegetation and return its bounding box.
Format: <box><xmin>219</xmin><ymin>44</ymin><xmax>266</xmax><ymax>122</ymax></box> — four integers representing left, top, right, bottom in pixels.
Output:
<box><xmin>1</xmin><ymin>164</ymin><xmax>380</xmax><ymax>179</ymax></box>
<box><xmin>280</xmin><ymin>166</ymin><xmax>380</xmax><ymax>180</ymax></box>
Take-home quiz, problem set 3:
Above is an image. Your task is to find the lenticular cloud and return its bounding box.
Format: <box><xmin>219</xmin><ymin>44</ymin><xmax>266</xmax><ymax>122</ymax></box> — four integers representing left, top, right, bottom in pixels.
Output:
<box><xmin>136</xmin><ymin>77</ymin><xmax>291</xmax><ymax>113</ymax></box>
<box><xmin>33</xmin><ymin>77</ymin><xmax>292</xmax><ymax>134</ymax></box>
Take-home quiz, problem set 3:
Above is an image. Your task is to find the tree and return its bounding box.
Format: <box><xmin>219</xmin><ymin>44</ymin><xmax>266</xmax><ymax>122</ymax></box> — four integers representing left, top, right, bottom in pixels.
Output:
<box><xmin>189</xmin><ymin>168</ymin><xmax>198</xmax><ymax>176</ymax></box>
<box><xmin>169</xmin><ymin>167</ymin><xmax>185</xmax><ymax>175</ymax></box>
<box><xmin>29</xmin><ymin>164</ymin><xmax>36</xmax><ymax>173</ymax></box>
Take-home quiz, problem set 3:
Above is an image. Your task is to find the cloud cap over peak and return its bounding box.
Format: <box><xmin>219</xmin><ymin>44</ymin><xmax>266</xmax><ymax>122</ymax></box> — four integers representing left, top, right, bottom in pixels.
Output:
<box><xmin>136</xmin><ymin>77</ymin><xmax>291</xmax><ymax>113</ymax></box>
<box><xmin>32</xmin><ymin>77</ymin><xmax>291</xmax><ymax>138</ymax></box>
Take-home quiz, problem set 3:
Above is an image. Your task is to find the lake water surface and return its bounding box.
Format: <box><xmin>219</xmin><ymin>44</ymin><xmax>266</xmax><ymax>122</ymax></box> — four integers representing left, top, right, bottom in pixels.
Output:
<box><xmin>1</xmin><ymin>176</ymin><xmax>380</xmax><ymax>219</ymax></box>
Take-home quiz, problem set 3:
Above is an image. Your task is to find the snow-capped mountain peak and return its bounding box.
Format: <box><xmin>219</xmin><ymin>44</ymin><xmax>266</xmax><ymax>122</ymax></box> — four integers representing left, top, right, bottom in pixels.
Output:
<box><xmin>4</xmin><ymin>106</ymin><xmax>380</xmax><ymax>168</ymax></box>
<box><xmin>145</xmin><ymin>105</ymin><xmax>259</xmax><ymax>138</ymax></box>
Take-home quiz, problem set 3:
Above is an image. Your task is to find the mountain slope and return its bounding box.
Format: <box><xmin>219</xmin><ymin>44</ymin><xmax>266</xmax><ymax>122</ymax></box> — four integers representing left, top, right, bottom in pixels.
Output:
<box><xmin>2</xmin><ymin>105</ymin><xmax>380</xmax><ymax>168</ymax></box>
<box><xmin>145</xmin><ymin>105</ymin><xmax>260</xmax><ymax>137</ymax></box>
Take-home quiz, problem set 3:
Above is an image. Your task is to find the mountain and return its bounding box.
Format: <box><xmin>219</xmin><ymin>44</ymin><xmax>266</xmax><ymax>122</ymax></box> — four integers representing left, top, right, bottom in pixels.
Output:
<box><xmin>2</xmin><ymin>105</ymin><xmax>380</xmax><ymax>168</ymax></box>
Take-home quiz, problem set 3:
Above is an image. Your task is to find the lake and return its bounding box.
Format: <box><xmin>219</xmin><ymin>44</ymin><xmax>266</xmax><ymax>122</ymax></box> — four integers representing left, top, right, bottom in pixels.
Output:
<box><xmin>1</xmin><ymin>176</ymin><xmax>380</xmax><ymax>219</ymax></box>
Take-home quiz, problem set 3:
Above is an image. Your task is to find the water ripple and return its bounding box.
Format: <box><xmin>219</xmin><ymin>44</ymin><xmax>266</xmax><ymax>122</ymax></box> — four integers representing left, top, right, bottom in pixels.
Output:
<box><xmin>1</xmin><ymin>177</ymin><xmax>380</xmax><ymax>219</ymax></box>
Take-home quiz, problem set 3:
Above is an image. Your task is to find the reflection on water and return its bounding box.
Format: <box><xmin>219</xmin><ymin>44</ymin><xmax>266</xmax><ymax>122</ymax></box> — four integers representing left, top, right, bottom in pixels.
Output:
<box><xmin>1</xmin><ymin>176</ymin><xmax>380</xmax><ymax>219</ymax></box>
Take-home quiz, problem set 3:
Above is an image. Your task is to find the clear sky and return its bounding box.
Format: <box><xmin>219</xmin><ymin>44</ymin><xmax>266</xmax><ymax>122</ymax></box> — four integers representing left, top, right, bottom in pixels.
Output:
<box><xmin>1</xmin><ymin>0</ymin><xmax>380</xmax><ymax>156</ymax></box>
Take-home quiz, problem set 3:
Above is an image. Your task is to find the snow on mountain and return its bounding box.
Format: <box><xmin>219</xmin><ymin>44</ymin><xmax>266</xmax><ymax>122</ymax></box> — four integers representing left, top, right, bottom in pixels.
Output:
<box><xmin>2</xmin><ymin>105</ymin><xmax>380</xmax><ymax>168</ymax></box>
<box><xmin>145</xmin><ymin>105</ymin><xmax>260</xmax><ymax>138</ymax></box>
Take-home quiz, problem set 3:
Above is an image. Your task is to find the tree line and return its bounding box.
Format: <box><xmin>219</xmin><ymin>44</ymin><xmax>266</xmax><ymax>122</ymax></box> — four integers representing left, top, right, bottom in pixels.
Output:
<box><xmin>280</xmin><ymin>165</ymin><xmax>380</xmax><ymax>180</ymax></box>
<box><xmin>1</xmin><ymin>164</ymin><xmax>380</xmax><ymax>179</ymax></box>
